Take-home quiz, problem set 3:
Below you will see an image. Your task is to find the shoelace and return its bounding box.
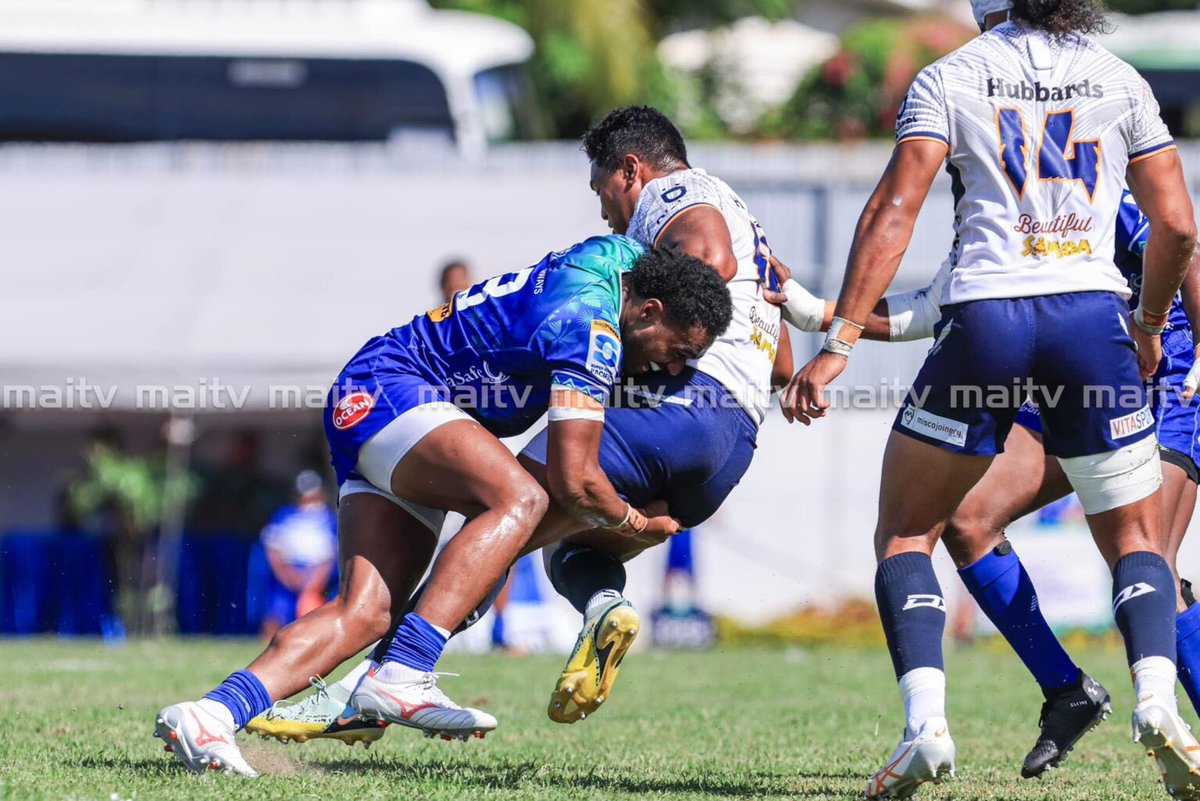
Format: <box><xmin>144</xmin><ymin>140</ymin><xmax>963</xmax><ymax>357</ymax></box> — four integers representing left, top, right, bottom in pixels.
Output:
<box><xmin>265</xmin><ymin>676</ymin><xmax>329</xmax><ymax>720</ymax></box>
<box><xmin>419</xmin><ymin>672</ymin><xmax>462</xmax><ymax>709</ymax></box>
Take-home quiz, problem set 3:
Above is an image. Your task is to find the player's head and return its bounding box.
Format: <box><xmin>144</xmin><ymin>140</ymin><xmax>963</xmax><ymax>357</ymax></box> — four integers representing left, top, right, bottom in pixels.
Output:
<box><xmin>583</xmin><ymin>106</ymin><xmax>689</xmax><ymax>235</ymax></box>
<box><xmin>618</xmin><ymin>249</ymin><xmax>731</xmax><ymax>376</ymax></box>
<box><xmin>438</xmin><ymin>259</ymin><xmax>472</xmax><ymax>302</ymax></box>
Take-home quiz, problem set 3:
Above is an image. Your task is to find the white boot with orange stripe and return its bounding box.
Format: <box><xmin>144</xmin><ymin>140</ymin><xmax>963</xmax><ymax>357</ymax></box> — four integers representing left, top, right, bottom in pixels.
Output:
<box><xmin>154</xmin><ymin>700</ymin><xmax>259</xmax><ymax>778</ymax></box>
<box><xmin>866</xmin><ymin>718</ymin><xmax>956</xmax><ymax>800</ymax></box>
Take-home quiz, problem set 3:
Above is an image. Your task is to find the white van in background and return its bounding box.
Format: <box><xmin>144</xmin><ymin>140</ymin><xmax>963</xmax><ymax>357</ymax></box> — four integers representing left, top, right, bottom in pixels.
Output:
<box><xmin>0</xmin><ymin>0</ymin><xmax>535</xmax><ymax>155</ymax></box>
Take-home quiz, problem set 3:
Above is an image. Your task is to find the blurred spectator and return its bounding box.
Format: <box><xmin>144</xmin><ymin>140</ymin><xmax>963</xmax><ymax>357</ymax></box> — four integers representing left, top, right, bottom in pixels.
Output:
<box><xmin>188</xmin><ymin>429</ymin><xmax>283</xmax><ymax>539</ymax></box>
<box><xmin>438</xmin><ymin>259</ymin><xmax>473</xmax><ymax>302</ymax></box>
<box><xmin>259</xmin><ymin>470</ymin><xmax>338</xmax><ymax>638</ymax></box>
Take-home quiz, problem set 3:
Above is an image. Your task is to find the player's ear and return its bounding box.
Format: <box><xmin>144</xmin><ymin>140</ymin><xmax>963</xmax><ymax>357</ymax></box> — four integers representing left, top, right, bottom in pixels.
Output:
<box><xmin>639</xmin><ymin>297</ymin><xmax>665</xmax><ymax>322</ymax></box>
<box><xmin>621</xmin><ymin>154</ymin><xmax>640</xmax><ymax>189</ymax></box>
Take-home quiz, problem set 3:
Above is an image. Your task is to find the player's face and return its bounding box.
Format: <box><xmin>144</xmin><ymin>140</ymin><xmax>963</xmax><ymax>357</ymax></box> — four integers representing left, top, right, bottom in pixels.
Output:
<box><xmin>620</xmin><ymin>300</ymin><xmax>712</xmax><ymax>377</ymax></box>
<box><xmin>590</xmin><ymin>161</ymin><xmax>637</xmax><ymax>235</ymax></box>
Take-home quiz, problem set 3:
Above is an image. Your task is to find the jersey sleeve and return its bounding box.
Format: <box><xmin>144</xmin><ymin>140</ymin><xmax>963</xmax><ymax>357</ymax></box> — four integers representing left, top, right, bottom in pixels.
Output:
<box><xmin>1116</xmin><ymin>190</ymin><xmax>1150</xmax><ymax>257</ymax></box>
<box><xmin>1127</xmin><ymin>76</ymin><xmax>1175</xmax><ymax>162</ymax></box>
<box><xmin>626</xmin><ymin>173</ymin><xmax>723</xmax><ymax>247</ymax></box>
<box><xmin>536</xmin><ymin>286</ymin><xmax>623</xmax><ymax>405</ymax></box>
<box><xmin>895</xmin><ymin>65</ymin><xmax>949</xmax><ymax>146</ymax></box>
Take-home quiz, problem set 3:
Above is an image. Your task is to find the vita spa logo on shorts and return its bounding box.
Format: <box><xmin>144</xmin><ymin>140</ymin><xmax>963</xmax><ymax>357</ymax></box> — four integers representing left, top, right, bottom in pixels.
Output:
<box><xmin>332</xmin><ymin>391</ymin><xmax>375</xmax><ymax>430</ymax></box>
<box><xmin>1110</xmin><ymin>406</ymin><xmax>1154</xmax><ymax>440</ymax></box>
<box><xmin>900</xmin><ymin>405</ymin><xmax>968</xmax><ymax>447</ymax></box>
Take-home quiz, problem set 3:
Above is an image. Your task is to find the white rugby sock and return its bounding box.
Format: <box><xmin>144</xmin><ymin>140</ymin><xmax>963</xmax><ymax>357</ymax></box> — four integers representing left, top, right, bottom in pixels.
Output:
<box><xmin>1132</xmin><ymin>655</ymin><xmax>1178</xmax><ymax>713</ymax></box>
<box><xmin>195</xmin><ymin>698</ymin><xmax>237</xmax><ymax>730</ymax></box>
<box><xmin>334</xmin><ymin>657</ymin><xmax>375</xmax><ymax>694</ymax></box>
<box><xmin>585</xmin><ymin>589</ymin><xmax>623</xmax><ymax>615</ymax></box>
<box><xmin>898</xmin><ymin>667</ymin><xmax>947</xmax><ymax>739</ymax></box>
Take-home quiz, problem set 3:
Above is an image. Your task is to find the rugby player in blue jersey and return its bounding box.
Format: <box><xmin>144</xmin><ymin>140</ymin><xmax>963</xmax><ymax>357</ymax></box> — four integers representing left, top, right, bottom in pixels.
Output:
<box><xmin>778</xmin><ymin>188</ymin><xmax>1200</xmax><ymax>779</ymax></box>
<box><xmin>153</xmin><ymin>237</ymin><xmax>732</xmax><ymax>777</ymax></box>
<box><xmin>245</xmin><ymin>106</ymin><xmax>801</xmax><ymax>745</ymax></box>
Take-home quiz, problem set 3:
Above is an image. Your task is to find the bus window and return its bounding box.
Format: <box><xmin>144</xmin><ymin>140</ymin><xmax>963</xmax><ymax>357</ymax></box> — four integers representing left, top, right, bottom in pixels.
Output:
<box><xmin>473</xmin><ymin>64</ymin><xmax>537</xmax><ymax>144</ymax></box>
<box><xmin>0</xmin><ymin>52</ymin><xmax>456</xmax><ymax>142</ymax></box>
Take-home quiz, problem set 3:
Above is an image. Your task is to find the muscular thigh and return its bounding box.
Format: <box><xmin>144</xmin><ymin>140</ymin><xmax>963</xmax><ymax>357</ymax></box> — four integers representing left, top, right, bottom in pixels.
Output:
<box><xmin>953</xmin><ymin>422</ymin><xmax>1072</xmax><ymax>533</ymax></box>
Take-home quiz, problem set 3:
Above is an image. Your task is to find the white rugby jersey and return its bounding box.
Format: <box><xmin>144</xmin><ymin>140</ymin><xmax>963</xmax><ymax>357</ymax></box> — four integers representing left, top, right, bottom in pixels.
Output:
<box><xmin>626</xmin><ymin>168</ymin><xmax>780</xmax><ymax>426</ymax></box>
<box><xmin>896</xmin><ymin>22</ymin><xmax>1175</xmax><ymax>305</ymax></box>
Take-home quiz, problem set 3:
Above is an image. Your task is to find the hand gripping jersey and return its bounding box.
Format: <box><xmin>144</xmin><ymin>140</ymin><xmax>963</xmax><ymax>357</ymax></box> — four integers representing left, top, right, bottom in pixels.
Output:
<box><xmin>625</xmin><ymin>168</ymin><xmax>781</xmax><ymax>426</ymax></box>
<box><xmin>897</xmin><ymin>22</ymin><xmax>1175</xmax><ymax>305</ymax></box>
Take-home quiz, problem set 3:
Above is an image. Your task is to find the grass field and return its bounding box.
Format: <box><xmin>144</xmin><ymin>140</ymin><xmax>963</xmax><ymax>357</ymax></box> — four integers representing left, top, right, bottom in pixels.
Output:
<box><xmin>0</xmin><ymin>637</ymin><xmax>1182</xmax><ymax>800</ymax></box>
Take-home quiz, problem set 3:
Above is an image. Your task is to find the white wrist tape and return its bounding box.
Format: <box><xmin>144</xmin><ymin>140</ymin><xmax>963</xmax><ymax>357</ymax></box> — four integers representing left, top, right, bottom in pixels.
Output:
<box><xmin>1134</xmin><ymin>305</ymin><xmax>1168</xmax><ymax>335</ymax></box>
<box><xmin>822</xmin><ymin>316</ymin><xmax>864</xmax><ymax>358</ymax></box>
<box><xmin>547</xmin><ymin>406</ymin><xmax>605</xmax><ymax>422</ymax></box>
<box><xmin>1056</xmin><ymin>434</ymin><xmax>1161</xmax><ymax>515</ymax></box>
<box><xmin>1186</xmin><ymin>359</ymin><xmax>1200</xmax><ymax>395</ymax></box>
<box><xmin>779</xmin><ymin>278</ymin><xmax>826</xmax><ymax>332</ymax></box>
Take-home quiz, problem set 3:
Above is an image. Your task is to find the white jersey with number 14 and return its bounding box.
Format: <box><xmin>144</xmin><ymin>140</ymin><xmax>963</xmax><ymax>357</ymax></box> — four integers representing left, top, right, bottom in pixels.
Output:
<box><xmin>896</xmin><ymin>21</ymin><xmax>1175</xmax><ymax>305</ymax></box>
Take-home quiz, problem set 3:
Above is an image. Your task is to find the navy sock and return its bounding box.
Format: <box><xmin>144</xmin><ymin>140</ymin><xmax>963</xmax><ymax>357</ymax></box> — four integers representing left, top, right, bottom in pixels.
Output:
<box><xmin>549</xmin><ymin>546</ymin><xmax>627</xmax><ymax>614</ymax></box>
<box><xmin>875</xmin><ymin>552</ymin><xmax>946</xmax><ymax>678</ymax></box>
<box><xmin>383</xmin><ymin>613</ymin><xmax>448</xmax><ymax>672</ymax></box>
<box><xmin>203</xmin><ymin>670</ymin><xmax>272</xmax><ymax>731</ymax></box>
<box><xmin>1112</xmin><ymin>551</ymin><xmax>1177</xmax><ymax>666</ymax></box>
<box><xmin>958</xmin><ymin>543</ymin><xmax>1079</xmax><ymax>692</ymax></box>
<box><xmin>1177</xmin><ymin>603</ymin><xmax>1200</xmax><ymax>715</ymax></box>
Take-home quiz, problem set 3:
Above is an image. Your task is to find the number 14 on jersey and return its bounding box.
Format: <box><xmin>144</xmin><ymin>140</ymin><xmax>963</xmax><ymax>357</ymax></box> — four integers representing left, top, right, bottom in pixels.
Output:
<box><xmin>997</xmin><ymin>109</ymin><xmax>1101</xmax><ymax>201</ymax></box>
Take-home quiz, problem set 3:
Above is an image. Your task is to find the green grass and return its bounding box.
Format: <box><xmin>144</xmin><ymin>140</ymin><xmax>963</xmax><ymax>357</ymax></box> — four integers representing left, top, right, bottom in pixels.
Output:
<box><xmin>0</xmin><ymin>637</ymin><xmax>1179</xmax><ymax>800</ymax></box>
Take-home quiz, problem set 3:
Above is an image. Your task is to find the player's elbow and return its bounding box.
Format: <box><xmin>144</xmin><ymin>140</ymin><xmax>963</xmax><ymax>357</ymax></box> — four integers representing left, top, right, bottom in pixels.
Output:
<box><xmin>1153</xmin><ymin>211</ymin><xmax>1197</xmax><ymax>255</ymax></box>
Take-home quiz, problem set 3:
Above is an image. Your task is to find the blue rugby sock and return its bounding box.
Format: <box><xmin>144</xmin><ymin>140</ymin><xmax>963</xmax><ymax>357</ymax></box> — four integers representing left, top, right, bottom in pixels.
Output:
<box><xmin>383</xmin><ymin>613</ymin><xmax>449</xmax><ymax>673</ymax></box>
<box><xmin>203</xmin><ymin>670</ymin><xmax>272</xmax><ymax>731</ymax></box>
<box><xmin>1112</xmin><ymin>552</ymin><xmax>1177</xmax><ymax>666</ymax></box>
<box><xmin>875</xmin><ymin>552</ymin><xmax>946</xmax><ymax>678</ymax></box>
<box><xmin>958</xmin><ymin>543</ymin><xmax>1080</xmax><ymax>693</ymax></box>
<box><xmin>1177</xmin><ymin>603</ymin><xmax>1200</xmax><ymax>716</ymax></box>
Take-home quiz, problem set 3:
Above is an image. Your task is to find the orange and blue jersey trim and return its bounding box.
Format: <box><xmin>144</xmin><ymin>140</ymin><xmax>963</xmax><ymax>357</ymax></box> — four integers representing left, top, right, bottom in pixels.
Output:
<box><xmin>1129</xmin><ymin>141</ymin><xmax>1176</xmax><ymax>164</ymax></box>
<box><xmin>896</xmin><ymin>131</ymin><xmax>948</xmax><ymax>145</ymax></box>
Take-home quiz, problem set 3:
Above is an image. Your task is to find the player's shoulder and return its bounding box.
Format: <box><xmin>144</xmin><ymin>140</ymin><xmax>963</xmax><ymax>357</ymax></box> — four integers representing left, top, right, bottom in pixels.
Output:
<box><xmin>629</xmin><ymin>168</ymin><xmax>730</xmax><ymax>245</ymax></box>
<box><xmin>554</xmin><ymin>235</ymin><xmax>645</xmax><ymax>271</ymax></box>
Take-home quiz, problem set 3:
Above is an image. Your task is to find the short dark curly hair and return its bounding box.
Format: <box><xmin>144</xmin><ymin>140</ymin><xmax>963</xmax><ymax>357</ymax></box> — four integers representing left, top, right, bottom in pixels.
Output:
<box><xmin>628</xmin><ymin>249</ymin><xmax>732</xmax><ymax>339</ymax></box>
<box><xmin>582</xmin><ymin>106</ymin><xmax>689</xmax><ymax>174</ymax></box>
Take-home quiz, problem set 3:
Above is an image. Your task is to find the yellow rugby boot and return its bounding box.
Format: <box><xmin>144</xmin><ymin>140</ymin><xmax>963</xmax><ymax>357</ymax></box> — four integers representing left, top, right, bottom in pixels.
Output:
<box><xmin>548</xmin><ymin>598</ymin><xmax>639</xmax><ymax>724</ymax></box>
<box><xmin>245</xmin><ymin>677</ymin><xmax>388</xmax><ymax>747</ymax></box>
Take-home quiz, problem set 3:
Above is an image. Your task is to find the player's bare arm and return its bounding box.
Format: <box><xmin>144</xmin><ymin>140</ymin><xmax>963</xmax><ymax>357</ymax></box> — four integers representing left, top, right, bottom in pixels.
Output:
<box><xmin>782</xmin><ymin>139</ymin><xmax>947</xmax><ymax>424</ymax></box>
<box><xmin>1127</xmin><ymin>148</ymin><xmax>1198</xmax><ymax>378</ymax></box>
<box><xmin>656</xmin><ymin>204</ymin><xmax>738</xmax><ymax>281</ymax></box>
<box><xmin>545</xmin><ymin>388</ymin><xmax>681</xmax><ymax>539</ymax></box>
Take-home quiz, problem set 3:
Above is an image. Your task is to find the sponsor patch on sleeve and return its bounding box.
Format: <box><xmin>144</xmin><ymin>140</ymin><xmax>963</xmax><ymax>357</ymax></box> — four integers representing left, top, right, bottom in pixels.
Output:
<box><xmin>585</xmin><ymin>318</ymin><xmax>621</xmax><ymax>386</ymax></box>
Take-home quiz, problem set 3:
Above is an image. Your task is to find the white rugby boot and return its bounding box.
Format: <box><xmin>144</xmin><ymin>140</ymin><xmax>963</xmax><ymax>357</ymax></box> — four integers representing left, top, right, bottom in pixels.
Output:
<box><xmin>351</xmin><ymin>664</ymin><xmax>497</xmax><ymax>740</ymax></box>
<box><xmin>1133</xmin><ymin>699</ymin><xmax>1200</xmax><ymax>800</ymax></box>
<box><xmin>154</xmin><ymin>700</ymin><xmax>258</xmax><ymax>777</ymax></box>
<box><xmin>866</xmin><ymin>718</ymin><xmax>956</xmax><ymax>800</ymax></box>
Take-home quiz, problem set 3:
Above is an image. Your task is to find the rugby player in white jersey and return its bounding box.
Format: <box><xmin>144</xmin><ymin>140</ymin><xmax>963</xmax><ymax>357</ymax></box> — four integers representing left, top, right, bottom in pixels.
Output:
<box><xmin>783</xmin><ymin>0</ymin><xmax>1199</xmax><ymax>797</ymax></box>
<box><xmin>246</xmin><ymin>106</ymin><xmax>794</xmax><ymax>743</ymax></box>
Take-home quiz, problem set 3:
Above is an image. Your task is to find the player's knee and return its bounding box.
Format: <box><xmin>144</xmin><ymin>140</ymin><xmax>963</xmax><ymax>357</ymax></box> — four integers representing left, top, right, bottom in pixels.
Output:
<box><xmin>1057</xmin><ymin>436</ymin><xmax>1162</xmax><ymax>516</ymax></box>
<box><xmin>505</xmin><ymin>475</ymin><xmax>549</xmax><ymax>529</ymax></box>
<box><xmin>942</xmin><ymin>513</ymin><xmax>1000</xmax><ymax>568</ymax></box>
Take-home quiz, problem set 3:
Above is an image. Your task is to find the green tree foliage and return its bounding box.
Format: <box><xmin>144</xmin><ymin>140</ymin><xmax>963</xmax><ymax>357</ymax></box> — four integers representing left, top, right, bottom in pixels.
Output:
<box><xmin>764</xmin><ymin>16</ymin><xmax>972</xmax><ymax>140</ymax></box>
<box><xmin>1107</xmin><ymin>0</ymin><xmax>1198</xmax><ymax>14</ymax></box>
<box><xmin>431</xmin><ymin>0</ymin><xmax>800</xmax><ymax>137</ymax></box>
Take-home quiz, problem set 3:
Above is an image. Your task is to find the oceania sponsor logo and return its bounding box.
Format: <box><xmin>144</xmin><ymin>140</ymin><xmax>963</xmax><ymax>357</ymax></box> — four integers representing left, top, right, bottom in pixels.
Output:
<box><xmin>444</xmin><ymin>361</ymin><xmax>510</xmax><ymax>388</ymax></box>
<box><xmin>1109</xmin><ymin>405</ymin><xmax>1154</xmax><ymax>439</ymax></box>
<box><xmin>986</xmin><ymin>77</ymin><xmax>1103</xmax><ymax>101</ymax></box>
<box><xmin>899</xmin><ymin>405</ymin><xmax>968</xmax><ymax>447</ymax></box>
<box><xmin>331</xmin><ymin>391</ymin><xmax>374</xmax><ymax>430</ymax></box>
<box><xmin>586</xmin><ymin>319</ymin><xmax>621</xmax><ymax>385</ymax></box>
